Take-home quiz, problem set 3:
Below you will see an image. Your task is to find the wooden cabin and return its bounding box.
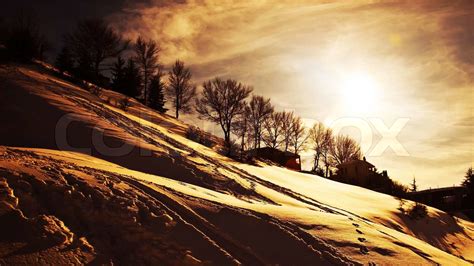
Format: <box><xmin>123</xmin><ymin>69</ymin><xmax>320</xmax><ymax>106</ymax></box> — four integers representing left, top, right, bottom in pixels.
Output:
<box><xmin>248</xmin><ymin>147</ymin><xmax>301</xmax><ymax>171</ymax></box>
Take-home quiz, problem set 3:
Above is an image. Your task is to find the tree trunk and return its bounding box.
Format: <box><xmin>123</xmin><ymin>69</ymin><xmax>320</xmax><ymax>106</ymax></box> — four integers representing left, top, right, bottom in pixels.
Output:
<box><xmin>312</xmin><ymin>155</ymin><xmax>319</xmax><ymax>172</ymax></box>
<box><xmin>240</xmin><ymin>134</ymin><xmax>245</xmax><ymax>160</ymax></box>
<box><xmin>94</xmin><ymin>61</ymin><xmax>100</xmax><ymax>82</ymax></box>
<box><xmin>144</xmin><ymin>74</ymin><xmax>148</xmax><ymax>105</ymax></box>
<box><xmin>225</xmin><ymin>135</ymin><xmax>231</xmax><ymax>156</ymax></box>
<box><xmin>175</xmin><ymin>98</ymin><xmax>179</xmax><ymax>118</ymax></box>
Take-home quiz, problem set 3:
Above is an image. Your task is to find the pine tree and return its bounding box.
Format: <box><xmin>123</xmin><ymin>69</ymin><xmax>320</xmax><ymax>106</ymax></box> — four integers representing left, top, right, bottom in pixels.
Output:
<box><xmin>133</xmin><ymin>36</ymin><xmax>159</xmax><ymax>105</ymax></box>
<box><xmin>148</xmin><ymin>71</ymin><xmax>167</xmax><ymax>113</ymax></box>
<box><xmin>410</xmin><ymin>177</ymin><xmax>417</xmax><ymax>192</ymax></box>
<box><xmin>122</xmin><ymin>59</ymin><xmax>142</xmax><ymax>98</ymax></box>
<box><xmin>111</xmin><ymin>56</ymin><xmax>126</xmax><ymax>93</ymax></box>
<box><xmin>55</xmin><ymin>46</ymin><xmax>74</xmax><ymax>73</ymax></box>
<box><xmin>462</xmin><ymin>167</ymin><xmax>474</xmax><ymax>205</ymax></box>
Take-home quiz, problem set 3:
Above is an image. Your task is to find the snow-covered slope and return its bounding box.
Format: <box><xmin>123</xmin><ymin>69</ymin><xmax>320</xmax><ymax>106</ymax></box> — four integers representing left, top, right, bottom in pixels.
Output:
<box><xmin>0</xmin><ymin>63</ymin><xmax>473</xmax><ymax>265</ymax></box>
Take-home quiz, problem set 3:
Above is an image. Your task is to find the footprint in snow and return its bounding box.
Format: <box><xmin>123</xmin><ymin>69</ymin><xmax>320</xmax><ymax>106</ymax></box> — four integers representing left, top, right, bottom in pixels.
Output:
<box><xmin>360</xmin><ymin>246</ymin><xmax>369</xmax><ymax>254</ymax></box>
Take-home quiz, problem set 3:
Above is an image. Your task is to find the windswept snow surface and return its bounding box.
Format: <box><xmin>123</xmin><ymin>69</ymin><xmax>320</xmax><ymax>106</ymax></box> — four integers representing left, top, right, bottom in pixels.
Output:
<box><xmin>0</xmin><ymin>64</ymin><xmax>473</xmax><ymax>265</ymax></box>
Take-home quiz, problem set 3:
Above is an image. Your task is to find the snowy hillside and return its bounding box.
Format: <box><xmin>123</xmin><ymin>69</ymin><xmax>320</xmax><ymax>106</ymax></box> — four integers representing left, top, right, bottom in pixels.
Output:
<box><xmin>0</xmin><ymin>63</ymin><xmax>473</xmax><ymax>265</ymax></box>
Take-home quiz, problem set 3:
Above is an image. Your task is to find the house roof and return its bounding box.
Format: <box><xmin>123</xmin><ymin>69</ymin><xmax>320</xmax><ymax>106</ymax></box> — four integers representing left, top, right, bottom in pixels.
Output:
<box><xmin>336</xmin><ymin>159</ymin><xmax>375</xmax><ymax>168</ymax></box>
<box><xmin>247</xmin><ymin>147</ymin><xmax>300</xmax><ymax>159</ymax></box>
<box><xmin>408</xmin><ymin>186</ymin><xmax>467</xmax><ymax>196</ymax></box>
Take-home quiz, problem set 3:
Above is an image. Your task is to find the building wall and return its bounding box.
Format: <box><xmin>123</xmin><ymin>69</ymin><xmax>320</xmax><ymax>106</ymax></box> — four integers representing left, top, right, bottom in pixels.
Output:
<box><xmin>340</xmin><ymin>164</ymin><xmax>371</xmax><ymax>180</ymax></box>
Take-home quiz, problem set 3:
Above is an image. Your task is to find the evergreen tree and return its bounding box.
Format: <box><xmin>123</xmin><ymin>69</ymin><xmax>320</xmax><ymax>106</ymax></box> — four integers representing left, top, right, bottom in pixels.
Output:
<box><xmin>122</xmin><ymin>59</ymin><xmax>142</xmax><ymax>98</ymax></box>
<box><xmin>148</xmin><ymin>71</ymin><xmax>167</xmax><ymax>113</ymax></box>
<box><xmin>65</xmin><ymin>19</ymin><xmax>128</xmax><ymax>82</ymax></box>
<box><xmin>462</xmin><ymin>167</ymin><xmax>474</xmax><ymax>206</ymax></box>
<box><xmin>75</xmin><ymin>54</ymin><xmax>95</xmax><ymax>82</ymax></box>
<box><xmin>111</xmin><ymin>56</ymin><xmax>126</xmax><ymax>93</ymax></box>
<box><xmin>410</xmin><ymin>177</ymin><xmax>417</xmax><ymax>192</ymax></box>
<box><xmin>133</xmin><ymin>36</ymin><xmax>160</xmax><ymax>105</ymax></box>
<box><xmin>55</xmin><ymin>46</ymin><xmax>75</xmax><ymax>73</ymax></box>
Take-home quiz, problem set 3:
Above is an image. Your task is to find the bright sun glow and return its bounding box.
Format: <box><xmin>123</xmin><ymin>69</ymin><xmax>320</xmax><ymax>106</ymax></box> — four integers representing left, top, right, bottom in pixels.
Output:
<box><xmin>340</xmin><ymin>72</ymin><xmax>379</xmax><ymax>114</ymax></box>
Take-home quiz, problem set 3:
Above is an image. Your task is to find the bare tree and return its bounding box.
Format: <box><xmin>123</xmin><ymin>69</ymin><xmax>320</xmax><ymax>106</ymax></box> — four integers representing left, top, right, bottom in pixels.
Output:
<box><xmin>321</xmin><ymin>128</ymin><xmax>334</xmax><ymax>177</ymax></box>
<box><xmin>166</xmin><ymin>60</ymin><xmax>196</xmax><ymax>118</ymax></box>
<box><xmin>308</xmin><ymin>122</ymin><xmax>328</xmax><ymax>171</ymax></box>
<box><xmin>66</xmin><ymin>19</ymin><xmax>128</xmax><ymax>80</ymax></box>
<box><xmin>196</xmin><ymin>78</ymin><xmax>252</xmax><ymax>154</ymax></box>
<box><xmin>291</xmin><ymin>116</ymin><xmax>307</xmax><ymax>155</ymax></box>
<box><xmin>134</xmin><ymin>36</ymin><xmax>160</xmax><ymax>105</ymax></box>
<box><xmin>262</xmin><ymin>111</ymin><xmax>284</xmax><ymax>149</ymax></box>
<box><xmin>247</xmin><ymin>95</ymin><xmax>274</xmax><ymax>149</ymax></box>
<box><xmin>330</xmin><ymin>134</ymin><xmax>362</xmax><ymax>166</ymax></box>
<box><xmin>232</xmin><ymin>105</ymin><xmax>251</xmax><ymax>157</ymax></box>
<box><xmin>280</xmin><ymin>111</ymin><xmax>294</xmax><ymax>152</ymax></box>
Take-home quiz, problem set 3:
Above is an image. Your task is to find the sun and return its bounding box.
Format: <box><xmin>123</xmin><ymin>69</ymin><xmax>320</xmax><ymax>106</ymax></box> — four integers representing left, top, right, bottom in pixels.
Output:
<box><xmin>339</xmin><ymin>72</ymin><xmax>379</xmax><ymax>114</ymax></box>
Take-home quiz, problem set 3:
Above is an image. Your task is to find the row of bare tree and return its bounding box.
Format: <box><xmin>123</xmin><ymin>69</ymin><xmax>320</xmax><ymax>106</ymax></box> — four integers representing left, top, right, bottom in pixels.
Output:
<box><xmin>1</xmin><ymin>13</ymin><xmax>363</xmax><ymax>173</ymax></box>
<box><xmin>52</xmin><ymin>19</ymin><xmax>199</xmax><ymax>116</ymax></box>
<box><xmin>193</xmin><ymin>77</ymin><xmax>362</xmax><ymax>171</ymax></box>
<box><xmin>308</xmin><ymin>123</ymin><xmax>362</xmax><ymax>177</ymax></box>
<box><xmin>193</xmin><ymin>78</ymin><xmax>309</xmax><ymax>157</ymax></box>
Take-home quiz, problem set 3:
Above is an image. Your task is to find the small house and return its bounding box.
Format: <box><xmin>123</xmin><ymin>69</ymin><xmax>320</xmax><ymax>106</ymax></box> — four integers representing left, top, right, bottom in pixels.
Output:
<box><xmin>335</xmin><ymin>157</ymin><xmax>377</xmax><ymax>182</ymax></box>
<box><xmin>408</xmin><ymin>186</ymin><xmax>468</xmax><ymax>211</ymax></box>
<box><xmin>248</xmin><ymin>147</ymin><xmax>301</xmax><ymax>171</ymax></box>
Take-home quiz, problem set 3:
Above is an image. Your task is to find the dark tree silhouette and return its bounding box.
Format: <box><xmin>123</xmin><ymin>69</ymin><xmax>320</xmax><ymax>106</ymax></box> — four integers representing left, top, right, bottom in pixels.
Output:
<box><xmin>321</xmin><ymin>128</ymin><xmax>334</xmax><ymax>177</ymax></box>
<box><xmin>111</xmin><ymin>56</ymin><xmax>126</xmax><ymax>93</ymax></box>
<box><xmin>55</xmin><ymin>46</ymin><xmax>75</xmax><ymax>73</ymax></box>
<box><xmin>309</xmin><ymin>122</ymin><xmax>325</xmax><ymax>171</ymax></box>
<box><xmin>166</xmin><ymin>60</ymin><xmax>196</xmax><ymax>119</ymax></box>
<box><xmin>134</xmin><ymin>36</ymin><xmax>160</xmax><ymax>105</ymax></box>
<box><xmin>4</xmin><ymin>10</ymin><xmax>48</xmax><ymax>62</ymax></box>
<box><xmin>291</xmin><ymin>116</ymin><xmax>307</xmax><ymax>155</ymax></box>
<box><xmin>247</xmin><ymin>95</ymin><xmax>274</xmax><ymax>149</ymax></box>
<box><xmin>262</xmin><ymin>111</ymin><xmax>284</xmax><ymax>149</ymax></box>
<box><xmin>122</xmin><ymin>59</ymin><xmax>142</xmax><ymax>98</ymax></box>
<box><xmin>148</xmin><ymin>70</ymin><xmax>167</xmax><ymax>113</ymax></box>
<box><xmin>280</xmin><ymin>111</ymin><xmax>294</xmax><ymax>152</ymax></box>
<box><xmin>309</xmin><ymin>122</ymin><xmax>332</xmax><ymax>172</ymax></box>
<box><xmin>462</xmin><ymin>167</ymin><xmax>474</xmax><ymax>189</ymax></box>
<box><xmin>232</xmin><ymin>106</ymin><xmax>251</xmax><ymax>158</ymax></box>
<box><xmin>66</xmin><ymin>19</ymin><xmax>128</xmax><ymax>82</ymax></box>
<box><xmin>75</xmin><ymin>53</ymin><xmax>95</xmax><ymax>81</ymax></box>
<box><xmin>196</xmin><ymin>78</ymin><xmax>252</xmax><ymax>154</ymax></box>
<box><xmin>462</xmin><ymin>167</ymin><xmax>473</xmax><ymax>206</ymax></box>
<box><xmin>410</xmin><ymin>177</ymin><xmax>418</xmax><ymax>192</ymax></box>
<box><xmin>330</xmin><ymin>134</ymin><xmax>362</xmax><ymax>166</ymax></box>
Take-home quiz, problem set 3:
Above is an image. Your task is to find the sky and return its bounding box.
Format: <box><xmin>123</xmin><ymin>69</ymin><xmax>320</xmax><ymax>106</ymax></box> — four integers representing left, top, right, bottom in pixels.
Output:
<box><xmin>3</xmin><ymin>0</ymin><xmax>473</xmax><ymax>189</ymax></box>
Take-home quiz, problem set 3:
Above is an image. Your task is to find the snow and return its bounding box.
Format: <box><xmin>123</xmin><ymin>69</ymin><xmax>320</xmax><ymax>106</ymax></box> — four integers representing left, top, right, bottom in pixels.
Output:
<box><xmin>0</xmin><ymin>63</ymin><xmax>473</xmax><ymax>265</ymax></box>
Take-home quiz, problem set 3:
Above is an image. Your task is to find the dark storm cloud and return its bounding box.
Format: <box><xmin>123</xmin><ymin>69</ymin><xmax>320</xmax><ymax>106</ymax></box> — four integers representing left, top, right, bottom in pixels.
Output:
<box><xmin>0</xmin><ymin>0</ymin><xmax>140</xmax><ymax>55</ymax></box>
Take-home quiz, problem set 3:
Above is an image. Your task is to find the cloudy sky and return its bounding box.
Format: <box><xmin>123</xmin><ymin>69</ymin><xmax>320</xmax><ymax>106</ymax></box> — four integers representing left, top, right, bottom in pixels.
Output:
<box><xmin>110</xmin><ymin>0</ymin><xmax>473</xmax><ymax>189</ymax></box>
<box><xmin>4</xmin><ymin>0</ymin><xmax>473</xmax><ymax>188</ymax></box>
